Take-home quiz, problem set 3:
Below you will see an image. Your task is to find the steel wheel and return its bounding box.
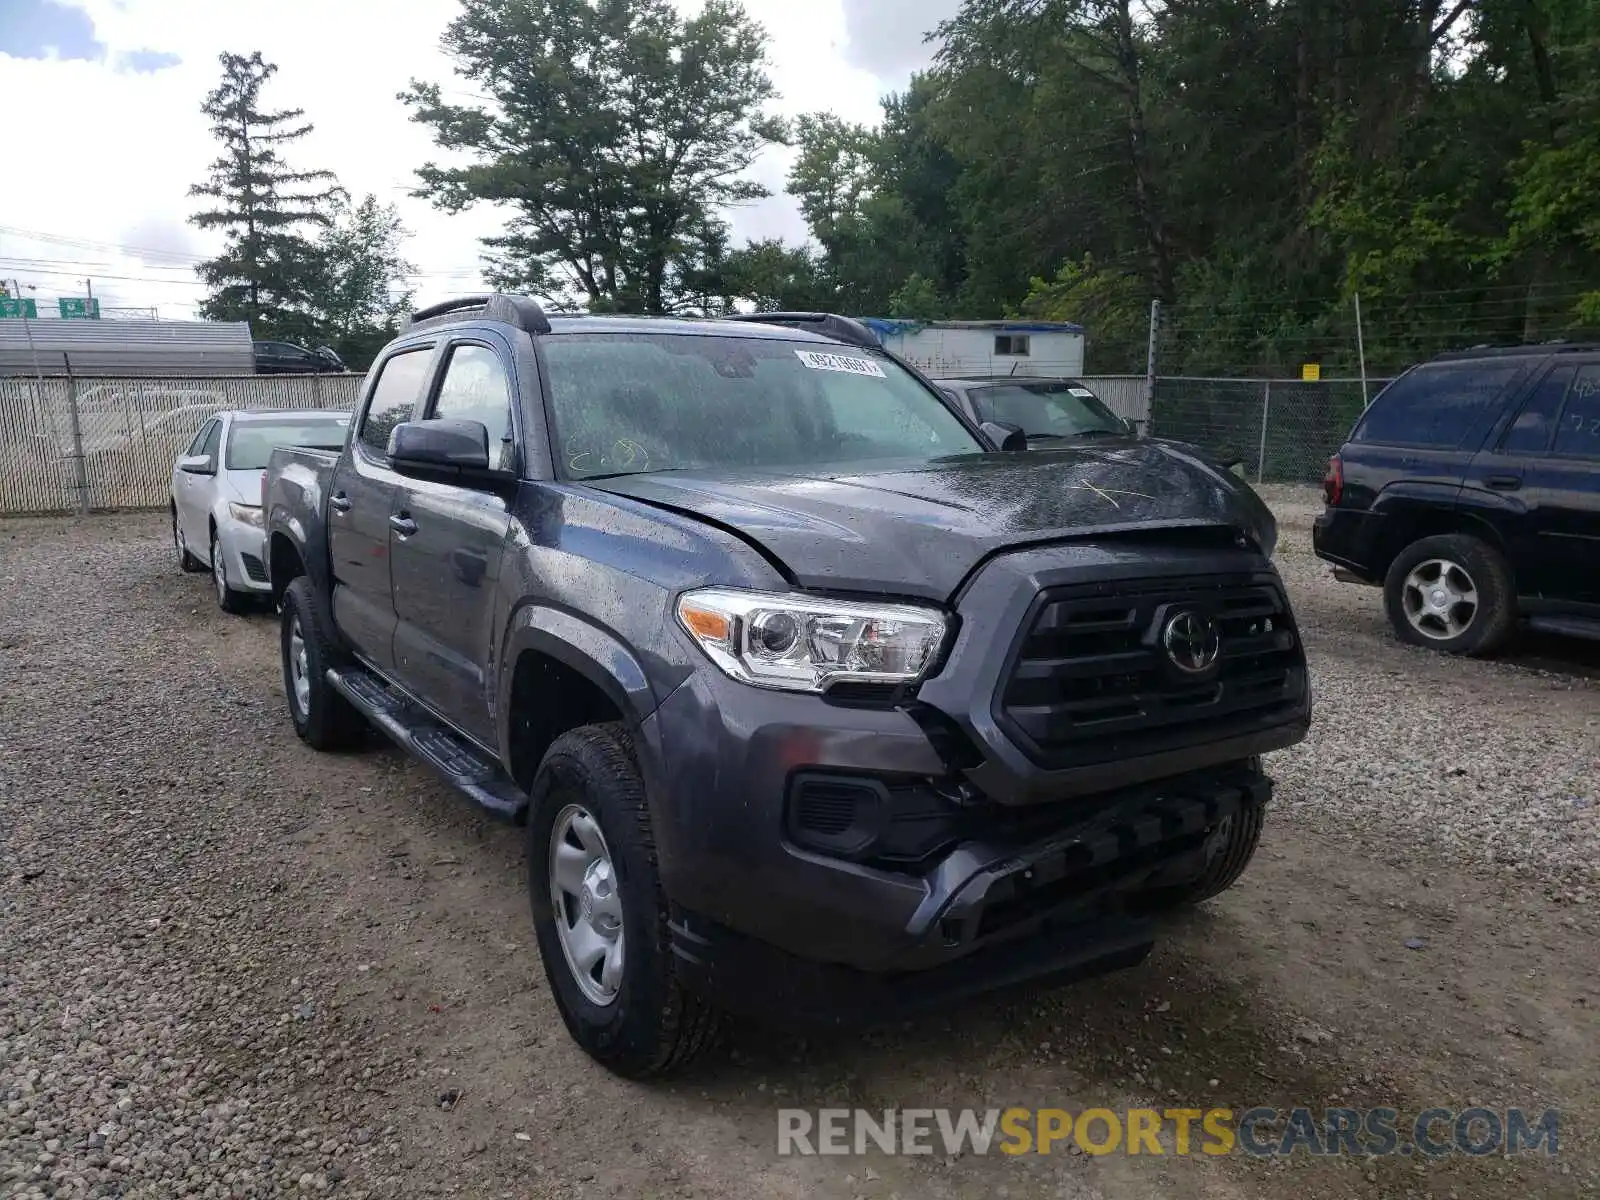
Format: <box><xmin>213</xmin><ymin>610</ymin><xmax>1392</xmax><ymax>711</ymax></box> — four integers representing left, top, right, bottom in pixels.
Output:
<box><xmin>1401</xmin><ymin>557</ymin><xmax>1478</xmax><ymax>641</ymax></box>
<box><xmin>287</xmin><ymin>614</ymin><xmax>311</xmax><ymax>719</ymax></box>
<box><xmin>549</xmin><ymin>803</ymin><xmax>625</xmax><ymax>1007</ymax></box>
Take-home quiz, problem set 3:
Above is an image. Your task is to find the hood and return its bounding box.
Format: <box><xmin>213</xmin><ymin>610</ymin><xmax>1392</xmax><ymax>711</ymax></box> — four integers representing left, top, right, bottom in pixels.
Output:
<box><xmin>223</xmin><ymin>468</ymin><xmax>266</xmax><ymax>506</ymax></box>
<box><xmin>588</xmin><ymin>438</ymin><xmax>1277</xmax><ymax>601</ymax></box>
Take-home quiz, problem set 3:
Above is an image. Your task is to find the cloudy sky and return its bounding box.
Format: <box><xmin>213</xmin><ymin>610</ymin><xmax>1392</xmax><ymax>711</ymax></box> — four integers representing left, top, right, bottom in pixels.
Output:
<box><xmin>0</xmin><ymin>0</ymin><xmax>958</xmax><ymax>320</ymax></box>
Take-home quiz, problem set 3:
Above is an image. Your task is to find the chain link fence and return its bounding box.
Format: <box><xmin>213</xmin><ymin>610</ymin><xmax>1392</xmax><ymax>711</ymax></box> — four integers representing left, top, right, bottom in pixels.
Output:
<box><xmin>1147</xmin><ymin>376</ymin><xmax>1391</xmax><ymax>483</ymax></box>
<box><xmin>0</xmin><ymin>374</ymin><xmax>366</xmax><ymax>516</ymax></box>
<box><xmin>1</xmin><ymin>367</ymin><xmax>1386</xmax><ymax>515</ymax></box>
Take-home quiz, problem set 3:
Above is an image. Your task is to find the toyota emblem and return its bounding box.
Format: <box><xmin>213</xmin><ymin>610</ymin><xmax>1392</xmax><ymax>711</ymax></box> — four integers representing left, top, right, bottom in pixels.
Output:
<box><xmin>1162</xmin><ymin>610</ymin><xmax>1221</xmax><ymax>674</ymax></box>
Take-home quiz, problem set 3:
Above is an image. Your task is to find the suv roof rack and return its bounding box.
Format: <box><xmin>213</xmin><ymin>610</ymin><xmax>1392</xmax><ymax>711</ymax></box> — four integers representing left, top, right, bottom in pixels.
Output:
<box><xmin>405</xmin><ymin>293</ymin><xmax>552</xmax><ymax>336</ymax></box>
<box><xmin>723</xmin><ymin>311</ymin><xmax>882</xmax><ymax>350</ymax></box>
<box><xmin>1432</xmin><ymin>341</ymin><xmax>1600</xmax><ymax>361</ymax></box>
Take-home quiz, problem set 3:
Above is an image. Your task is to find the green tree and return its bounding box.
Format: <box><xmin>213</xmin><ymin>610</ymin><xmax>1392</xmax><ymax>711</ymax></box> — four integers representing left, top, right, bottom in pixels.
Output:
<box><xmin>310</xmin><ymin>195</ymin><xmax>418</xmax><ymax>370</ymax></box>
<box><xmin>189</xmin><ymin>51</ymin><xmax>343</xmax><ymax>341</ymax></box>
<box><xmin>719</xmin><ymin>239</ymin><xmax>833</xmax><ymax>311</ymax></box>
<box><xmin>403</xmin><ymin>0</ymin><xmax>782</xmax><ymax>314</ymax></box>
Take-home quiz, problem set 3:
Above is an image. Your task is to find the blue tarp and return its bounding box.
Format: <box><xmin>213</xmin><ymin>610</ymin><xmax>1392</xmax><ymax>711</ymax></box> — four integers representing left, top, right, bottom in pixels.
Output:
<box><xmin>858</xmin><ymin>317</ymin><xmax>1085</xmax><ymax>338</ymax></box>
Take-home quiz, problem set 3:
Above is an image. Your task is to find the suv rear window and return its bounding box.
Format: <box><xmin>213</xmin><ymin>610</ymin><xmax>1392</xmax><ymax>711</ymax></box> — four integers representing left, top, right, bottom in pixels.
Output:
<box><xmin>1353</xmin><ymin>361</ymin><xmax>1524</xmax><ymax>448</ymax></box>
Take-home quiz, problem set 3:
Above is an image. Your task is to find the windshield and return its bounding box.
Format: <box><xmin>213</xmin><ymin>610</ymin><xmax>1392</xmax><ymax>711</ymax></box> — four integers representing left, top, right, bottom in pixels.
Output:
<box><xmin>225</xmin><ymin>417</ymin><xmax>351</xmax><ymax>471</ymax></box>
<box><xmin>542</xmin><ymin>334</ymin><xmax>983</xmax><ymax>479</ymax></box>
<box><xmin>968</xmin><ymin>382</ymin><xmax>1127</xmax><ymax>438</ymax></box>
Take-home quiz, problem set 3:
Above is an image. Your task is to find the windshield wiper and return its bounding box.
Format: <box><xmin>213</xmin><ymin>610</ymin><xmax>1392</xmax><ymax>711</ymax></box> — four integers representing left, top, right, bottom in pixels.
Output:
<box><xmin>1028</xmin><ymin>428</ymin><xmax>1123</xmax><ymax>441</ymax></box>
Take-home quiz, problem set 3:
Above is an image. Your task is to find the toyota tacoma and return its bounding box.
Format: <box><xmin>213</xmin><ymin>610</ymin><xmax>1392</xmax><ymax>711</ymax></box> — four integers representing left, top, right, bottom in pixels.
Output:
<box><xmin>264</xmin><ymin>296</ymin><xmax>1311</xmax><ymax>1078</ymax></box>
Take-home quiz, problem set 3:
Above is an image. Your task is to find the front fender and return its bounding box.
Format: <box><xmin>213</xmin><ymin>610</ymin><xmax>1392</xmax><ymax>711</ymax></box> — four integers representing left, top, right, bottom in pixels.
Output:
<box><xmin>495</xmin><ymin>603</ymin><xmax>656</xmax><ymax>757</ymax></box>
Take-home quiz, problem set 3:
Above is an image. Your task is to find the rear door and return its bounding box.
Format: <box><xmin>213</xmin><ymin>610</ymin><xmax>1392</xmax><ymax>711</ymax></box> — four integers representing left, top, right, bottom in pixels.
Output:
<box><xmin>388</xmin><ymin>336</ymin><xmax>518</xmax><ymax>745</ymax></box>
<box><xmin>1460</xmin><ymin>359</ymin><xmax>1570</xmax><ymax>599</ymax></box>
<box><xmin>1539</xmin><ymin>360</ymin><xmax>1600</xmax><ymax>604</ymax></box>
<box><xmin>327</xmin><ymin>344</ymin><xmax>438</xmax><ymax>671</ymax></box>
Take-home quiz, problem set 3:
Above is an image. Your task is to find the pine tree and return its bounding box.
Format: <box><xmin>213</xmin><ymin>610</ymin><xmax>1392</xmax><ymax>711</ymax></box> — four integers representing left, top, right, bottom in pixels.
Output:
<box><xmin>189</xmin><ymin>52</ymin><xmax>343</xmax><ymax>341</ymax></box>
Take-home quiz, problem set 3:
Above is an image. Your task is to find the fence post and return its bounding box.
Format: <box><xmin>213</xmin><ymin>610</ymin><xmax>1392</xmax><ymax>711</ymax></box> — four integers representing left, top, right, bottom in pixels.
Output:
<box><xmin>65</xmin><ymin>360</ymin><xmax>88</xmax><ymax>515</ymax></box>
<box><xmin>1144</xmin><ymin>298</ymin><xmax>1161</xmax><ymax>414</ymax></box>
<box><xmin>312</xmin><ymin>371</ymin><xmax>324</xmax><ymax>408</ymax></box>
<box><xmin>1256</xmin><ymin>380</ymin><xmax>1271</xmax><ymax>483</ymax></box>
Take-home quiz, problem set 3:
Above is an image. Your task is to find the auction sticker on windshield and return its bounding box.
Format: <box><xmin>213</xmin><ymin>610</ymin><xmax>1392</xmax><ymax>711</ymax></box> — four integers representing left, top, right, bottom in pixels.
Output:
<box><xmin>796</xmin><ymin>350</ymin><xmax>886</xmax><ymax>378</ymax></box>
<box><xmin>1069</xmin><ymin>387</ymin><xmax>1096</xmax><ymax>398</ymax></box>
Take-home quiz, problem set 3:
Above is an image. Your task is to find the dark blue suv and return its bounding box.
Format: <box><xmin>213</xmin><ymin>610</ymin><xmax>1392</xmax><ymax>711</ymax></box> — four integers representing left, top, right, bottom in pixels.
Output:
<box><xmin>1314</xmin><ymin>344</ymin><xmax>1600</xmax><ymax>655</ymax></box>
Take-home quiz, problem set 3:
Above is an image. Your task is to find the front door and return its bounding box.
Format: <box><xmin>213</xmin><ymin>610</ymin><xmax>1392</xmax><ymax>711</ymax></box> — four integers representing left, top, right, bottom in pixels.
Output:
<box><xmin>177</xmin><ymin>418</ymin><xmax>222</xmax><ymax>551</ymax></box>
<box><xmin>389</xmin><ymin>339</ymin><xmax>516</xmax><ymax>746</ymax></box>
<box><xmin>327</xmin><ymin>346</ymin><xmax>436</xmax><ymax>672</ymax></box>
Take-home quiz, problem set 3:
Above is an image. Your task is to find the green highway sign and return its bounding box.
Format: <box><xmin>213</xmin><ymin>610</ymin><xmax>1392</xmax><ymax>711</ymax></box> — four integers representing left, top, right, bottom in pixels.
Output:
<box><xmin>58</xmin><ymin>297</ymin><xmax>100</xmax><ymax>319</ymax></box>
<box><xmin>0</xmin><ymin>298</ymin><xmax>38</xmax><ymax>319</ymax></box>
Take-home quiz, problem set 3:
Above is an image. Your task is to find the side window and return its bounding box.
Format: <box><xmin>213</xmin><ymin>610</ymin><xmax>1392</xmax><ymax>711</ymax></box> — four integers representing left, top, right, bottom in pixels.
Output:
<box><xmin>429</xmin><ymin>344</ymin><xmax>515</xmax><ymax>471</ymax></box>
<box><xmin>1353</xmin><ymin>361</ymin><xmax>1524</xmax><ymax>448</ymax></box>
<box><xmin>358</xmin><ymin>348</ymin><xmax>433</xmax><ymax>457</ymax></box>
<box><xmin>186</xmin><ymin>419</ymin><xmax>216</xmax><ymax>457</ymax></box>
<box><xmin>1553</xmin><ymin>364</ymin><xmax>1600</xmax><ymax>460</ymax></box>
<box><xmin>995</xmin><ymin>334</ymin><xmax>1031</xmax><ymax>357</ymax></box>
<box><xmin>1500</xmin><ymin>365</ymin><xmax>1574</xmax><ymax>454</ymax></box>
<box><xmin>201</xmin><ymin>420</ymin><xmax>223</xmax><ymax>463</ymax></box>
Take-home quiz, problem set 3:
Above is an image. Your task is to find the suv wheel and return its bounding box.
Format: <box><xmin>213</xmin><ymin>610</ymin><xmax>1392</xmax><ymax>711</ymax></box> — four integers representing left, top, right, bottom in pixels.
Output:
<box><xmin>279</xmin><ymin>576</ymin><xmax>366</xmax><ymax>750</ymax></box>
<box><xmin>527</xmin><ymin>723</ymin><xmax>719</xmax><ymax>1078</ymax></box>
<box><xmin>1383</xmin><ymin>534</ymin><xmax>1515</xmax><ymax>657</ymax></box>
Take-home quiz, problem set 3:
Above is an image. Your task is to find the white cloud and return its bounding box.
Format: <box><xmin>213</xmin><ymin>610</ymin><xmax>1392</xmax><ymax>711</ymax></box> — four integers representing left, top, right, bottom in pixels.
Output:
<box><xmin>0</xmin><ymin>0</ymin><xmax>940</xmax><ymax>323</ymax></box>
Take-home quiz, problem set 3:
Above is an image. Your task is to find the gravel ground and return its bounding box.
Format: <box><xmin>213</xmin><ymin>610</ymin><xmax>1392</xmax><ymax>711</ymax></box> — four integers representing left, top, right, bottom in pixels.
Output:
<box><xmin>1</xmin><ymin>496</ymin><xmax>1597</xmax><ymax>1200</ymax></box>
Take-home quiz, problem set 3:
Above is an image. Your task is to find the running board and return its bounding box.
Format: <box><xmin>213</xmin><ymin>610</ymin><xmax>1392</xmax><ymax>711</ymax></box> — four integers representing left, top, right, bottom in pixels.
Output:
<box><xmin>326</xmin><ymin>665</ymin><xmax>526</xmax><ymax>822</ymax></box>
<box><xmin>1526</xmin><ymin>614</ymin><xmax>1600</xmax><ymax>643</ymax></box>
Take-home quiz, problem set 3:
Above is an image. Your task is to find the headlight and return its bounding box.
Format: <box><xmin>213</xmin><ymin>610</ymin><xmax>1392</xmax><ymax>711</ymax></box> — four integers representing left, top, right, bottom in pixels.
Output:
<box><xmin>227</xmin><ymin>503</ymin><xmax>263</xmax><ymax>528</ymax></box>
<box><xmin>676</xmin><ymin>587</ymin><xmax>947</xmax><ymax>693</ymax></box>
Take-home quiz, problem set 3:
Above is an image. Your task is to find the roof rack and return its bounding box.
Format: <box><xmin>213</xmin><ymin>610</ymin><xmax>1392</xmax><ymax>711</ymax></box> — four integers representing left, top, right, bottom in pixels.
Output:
<box><xmin>723</xmin><ymin>311</ymin><xmax>882</xmax><ymax>350</ymax></box>
<box><xmin>1432</xmin><ymin>341</ymin><xmax>1600</xmax><ymax>361</ymax></box>
<box><xmin>404</xmin><ymin>293</ymin><xmax>552</xmax><ymax>335</ymax></box>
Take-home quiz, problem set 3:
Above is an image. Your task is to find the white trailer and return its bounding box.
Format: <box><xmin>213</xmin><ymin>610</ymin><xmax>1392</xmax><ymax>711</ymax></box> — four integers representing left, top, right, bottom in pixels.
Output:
<box><xmin>860</xmin><ymin>319</ymin><xmax>1086</xmax><ymax>378</ymax></box>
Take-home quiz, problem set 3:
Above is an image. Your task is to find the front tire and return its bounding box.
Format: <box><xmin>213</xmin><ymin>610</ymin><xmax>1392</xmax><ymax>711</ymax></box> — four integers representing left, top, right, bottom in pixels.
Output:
<box><xmin>279</xmin><ymin>576</ymin><xmax>366</xmax><ymax>751</ymax></box>
<box><xmin>1137</xmin><ymin>791</ymin><xmax>1266</xmax><ymax>911</ymax></box>
<box><xmin>1383</xmin><ymin>533</ymin><xmax>1515</xmax><ymax>657</ymax></box>
<box><xmin>527</xmin><ymin>723</ymin><xmax>719</xmax><ymax>1078</ymax></box>
<box><xmin>211</xmin><ymin>530</ymin><xmax>249</xmax><ymax>615</ymax></box>
<box><xmin>173</xmin><ymin>508</ymin><xmax>203</xmax><ymax>573</ymax></box>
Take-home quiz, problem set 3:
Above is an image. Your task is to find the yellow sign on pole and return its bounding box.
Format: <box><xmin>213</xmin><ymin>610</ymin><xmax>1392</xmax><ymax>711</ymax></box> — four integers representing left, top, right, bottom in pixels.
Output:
<box><xmin>1301</xmin><ymin>363</ymin><xmax>1322</xmax><ymax>382</ymax></box>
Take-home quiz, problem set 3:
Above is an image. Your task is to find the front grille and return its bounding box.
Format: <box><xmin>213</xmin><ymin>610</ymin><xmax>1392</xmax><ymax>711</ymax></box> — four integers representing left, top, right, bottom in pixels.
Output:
<box><xmin>241</xmin><ymin>552</ymin><xmax>269</xmax><ymax>583</ymax></box>
<box><xmin>999</xmin><ymin>574</ymin><xmax>1305</xmax><ymax>767</ymax></box>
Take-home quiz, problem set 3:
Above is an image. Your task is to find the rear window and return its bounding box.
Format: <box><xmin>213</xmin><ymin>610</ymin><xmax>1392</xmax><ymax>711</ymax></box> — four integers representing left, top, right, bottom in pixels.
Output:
<box><xmin>1353</xmin><ymin>361</ymin><xmax>1524</xmax><ymax>448</ymax></box>
<box><xmin>226</xmin><ymin>417</ymin><xmax>351</xmax><ymax>471</ymax></box>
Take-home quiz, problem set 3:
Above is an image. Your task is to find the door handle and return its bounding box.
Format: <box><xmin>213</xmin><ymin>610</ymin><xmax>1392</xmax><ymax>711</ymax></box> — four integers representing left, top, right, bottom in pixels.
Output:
<box><xmin>389</xmin><ymin>514</ymin><xmax>418</xmax><ymax>538</ymax></box>
<box><xmin>329</xmin><ymin>492</ymin><xmax>352</xmax><ymax>512</ymax></box>
<box><xmin>1484</xmin><ymin>474</ymin><xmax>1522</xmax><ymax>491</ymax></box>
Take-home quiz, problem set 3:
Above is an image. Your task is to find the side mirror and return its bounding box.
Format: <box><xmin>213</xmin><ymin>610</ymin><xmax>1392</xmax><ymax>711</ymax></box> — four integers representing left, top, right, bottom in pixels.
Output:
<box><xmin>178</xmin><ymin>454</ymin><xmax>215</xmax><ymax>476</ymax></box>
<box><xmin>979</xmin><ymin>420</ymin><xmax>1028</xmax><ymax>453</ymax></box>
<box><xmin>389</xmin><ymin>418</ymin><xmax>495</xmax><ymax>477</ymax></box>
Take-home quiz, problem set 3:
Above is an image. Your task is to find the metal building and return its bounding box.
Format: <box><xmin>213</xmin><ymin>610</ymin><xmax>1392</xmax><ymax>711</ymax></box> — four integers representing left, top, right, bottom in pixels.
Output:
<box><xmin>0</xmin><ymin>318</ymin><xmax>254</xmax><ymax>377</ymax></box>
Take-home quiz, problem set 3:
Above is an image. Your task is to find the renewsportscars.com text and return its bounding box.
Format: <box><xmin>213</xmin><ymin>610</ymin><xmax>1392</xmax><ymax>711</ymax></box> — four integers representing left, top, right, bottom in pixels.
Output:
<box><xmin>777</xmin><ymin>1107</ymin><xmax>1560</xmax><ymax>1159</ymax></box>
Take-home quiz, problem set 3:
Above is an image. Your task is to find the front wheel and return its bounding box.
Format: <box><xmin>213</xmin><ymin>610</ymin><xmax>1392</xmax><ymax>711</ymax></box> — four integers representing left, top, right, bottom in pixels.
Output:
<box><xmin>211</xmin><ymin>531</ymin><xmax>249</xmax><ymax>615</ymax></box>
<box><xmin>1382</xmin><ymin>533</ymin><xmax>1515</xmax><ymax>657</ymax></box>
<box><xmin>173</xmin><ymin>508</ymin><xmax>203</xmax><ymax>573</ymax></box>
<box><xmin>1136</xmin><ymin>792</ymin><xmax>1266</xmax><ymax>911</ymax></box>
<box><xmin>527</xmin><ymin>723</ymin><xmax>720</xmax><ymax>1078</ymax></box>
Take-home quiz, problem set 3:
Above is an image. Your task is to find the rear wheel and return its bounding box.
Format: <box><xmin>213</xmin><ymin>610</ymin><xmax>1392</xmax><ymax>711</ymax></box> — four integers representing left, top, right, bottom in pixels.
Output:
<box><xmin>1383</xmin><ymin>534</ymin><xmax>1515</xmax><ymax>657</ymax></box>
<box><xmin>279</xmin><ymin>576</ymin><xmax>366</xmax><ymax>751</ymax></box>
<box><xmin>527</xmin><ymin>723</ymin><xmax>719</xmax><ymax>1078</ymax></box>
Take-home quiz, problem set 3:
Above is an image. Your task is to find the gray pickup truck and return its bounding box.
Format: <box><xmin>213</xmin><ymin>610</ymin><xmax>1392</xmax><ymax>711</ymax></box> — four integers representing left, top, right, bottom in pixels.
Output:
<box><xmin>264</xmin><ymin>296</ymin><xmax>1311</xmax><ymax>1078</ymax></box>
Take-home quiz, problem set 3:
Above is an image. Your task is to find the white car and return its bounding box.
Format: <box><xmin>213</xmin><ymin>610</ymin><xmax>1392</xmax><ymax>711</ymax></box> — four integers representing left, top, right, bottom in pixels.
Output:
<box><xmin>171</xmin><ymin>409</ymin><xmax>352</xmax><ymax>612</ymax></box>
